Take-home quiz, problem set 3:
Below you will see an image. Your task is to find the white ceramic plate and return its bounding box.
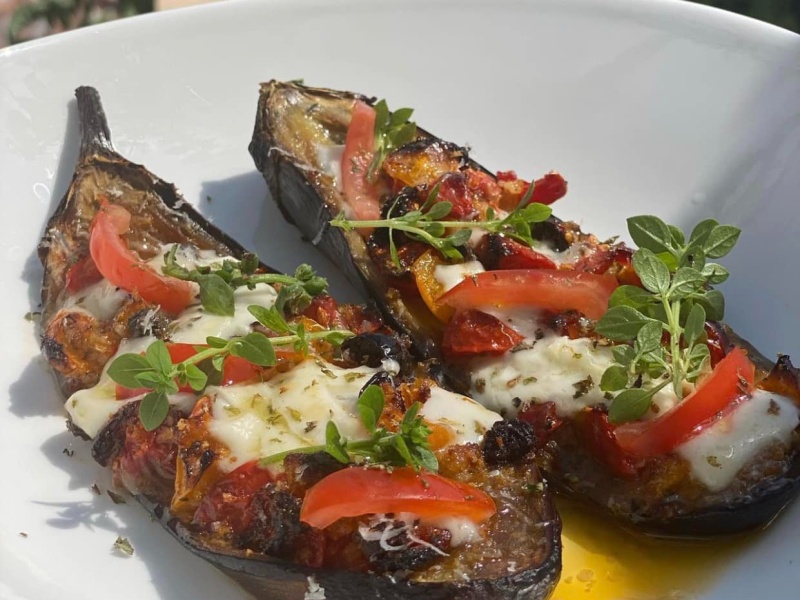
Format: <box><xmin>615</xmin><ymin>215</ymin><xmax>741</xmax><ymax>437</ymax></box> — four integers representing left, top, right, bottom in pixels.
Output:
<box><xmin>2</xmin><ymin>0</ymin><xmax>799</xmax><ymax>598</ymax></box>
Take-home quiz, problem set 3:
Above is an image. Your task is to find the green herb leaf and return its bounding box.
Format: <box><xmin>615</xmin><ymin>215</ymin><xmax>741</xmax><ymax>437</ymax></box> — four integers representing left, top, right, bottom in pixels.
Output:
<box><xmin>703</xmin><ymin>225</ymin><xmax>741</xmax><ymax>258</ymax></box>
<box><xmin>113</xmin><ymin>536</ymin><xmax>134</xmax><ymax>557</ymax></box>
<box><xmin>357</xmin><ymin>385</ymin><xmax>385</xmax><ymax>433</ymax></box>
<box><xmin>139</xmin><ymin>391</ymin><xmax>170</xmax><ymax>431</ymax></box>
<box><xmin>367</xmin><ymin>100</ymin><xmax>417</xmax><ymax>179</ymax></box>
<box><xmin>596</xmin><ymin>305</ymin><xmax>658</xmax><ymax>340</ymax></box>
<box><xmin>688</xmin><ymin>219</ymin><xmax>719</xmax><ymax>247</ymax></box>
<box><xmin>696</xmin><ymin>289</ymin><xmax>725</xmax><ymax>321</ymax></box>
<box><xmin>248</xmin><ymin>305</ymin><xmax>292</xmax><ymax>334</ymax></box>
<box><xmin>600</xmin><ymin>365</ymin><xmax>629</xmax><ymax>392</ymax></box>
<box><xmin>206</xmin><ymin>336</ymin><xmax>229</xmax><ymax>349</ymax></box>
<box><xmin>146</xmin><ymin>340</ymin><xmax>173</xmax><ymax>374</ymax></box>
<box><xmin>608</xmin><ymin>388</ymin><xmax>655</xmax><ymax>424</ymax></box>
<box><xmin>669</xmin><ymin>267</ymin><xmax>706</xmax><ymax>300</ymax></box>
<box><xmin>608</xmin><ymin>285</ymin><xmax>657</xmax><ymax>310</ymax></box>
<box><xmin>701</xmin><ymin>263</ymin><xmax>729</xmax><ymax>285</ymax></box>
<box><xmin>133</xmin><ymin>371</ymin><xmax>166</xmax><ymax>388</ymax></box>
<box><xmin>683</xmin><ymin>303</ymin><xmax>706</xmax><ymax>346</ymax></box>
<box><xmin>107</xmin><ymin>354</ymin><xmax>155</xmax><ymax>389</ymax></box>
<box><xmin>632</xmin><ymin>248</ymin><xmax>671</xmax><ymax>294</ymax></box>
<box><xmin>612</xmin><ymin>344</ymin><xmax>637</xmax><ymax>367</ymax></box>
<box><xmin>425</xmin><ymin>201</ymin><xmax>453</xmax><ymax>221</ymax></box>
<box><xmin>668</xmin><ymin>224</ymin><xmax>685</xmax><ymax>247</ymax></box>
<box><xmin>198</xmin><ymin>273</ymin><xmax>235</xmax><ymax>316</ymax></box>
<box><xmin>325</xmin><ymin>421</ymin><xmax>349</xmax><ymax>464</ymax></box>
<box><xmin>635</xmin><ymin>321</ymin><xmax>664</xmax><ymax>354</ymax></box>
<box><xmin>685</xmin><ymin>344</ymin><xmax>711</xmax><ymax>380</ymax></box>
<box><xmin>627</xmin><ymin>215</ymin><xmax>674</xmax><ymax>255</ymax></box>
<box><xmin>230</xmin><ymin>332</ymin><xmax>276</xmax><ymax>366</ymax></box>
<box><xmin>183</xmin><ymin>364</ymin><xmax>208</xmax><ymax>392</ymax></box>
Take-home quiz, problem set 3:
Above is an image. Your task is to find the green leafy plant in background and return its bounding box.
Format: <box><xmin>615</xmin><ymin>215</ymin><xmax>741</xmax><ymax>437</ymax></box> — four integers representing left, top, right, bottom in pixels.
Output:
<box><xmin>691</xmin><ymin>0</ymin><xmax>800</xmax><ymax>31</ymax></box>
<box><xmin>9</xmin><ymin>0</ymin><xmax>153</xmax><ymax>45</ymax></box>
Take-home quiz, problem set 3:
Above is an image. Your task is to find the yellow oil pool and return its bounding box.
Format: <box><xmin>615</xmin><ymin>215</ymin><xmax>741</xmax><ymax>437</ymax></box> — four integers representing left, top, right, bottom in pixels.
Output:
<box><xmin>552</xmin><ymin>499</ymin><xmax>752</xmax><ymax>599</ymax></box>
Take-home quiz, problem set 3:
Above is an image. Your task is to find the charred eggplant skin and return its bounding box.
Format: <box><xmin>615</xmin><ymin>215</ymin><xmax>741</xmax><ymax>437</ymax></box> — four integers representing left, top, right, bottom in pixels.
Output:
<box><xmin>41</xmin><ymin>87</ymin><xmax>562</xmax><ymax>600</ymax></box>
<box><xmin>250</xmin><ymin>80</ymin><xmax>800</xmax><ymax>538</ymax></box>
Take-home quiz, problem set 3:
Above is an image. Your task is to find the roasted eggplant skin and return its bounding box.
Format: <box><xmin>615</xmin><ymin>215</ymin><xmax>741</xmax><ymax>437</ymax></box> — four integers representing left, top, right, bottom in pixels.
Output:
<box><xmin>40</xmin><ymin>87</ymin><xmax>561</xmax><ymax>600</ymax></box>
<box><xmin>250</xmin><ymin>80</ymin><xmax>800</xmax><ymax>538</ymax></box>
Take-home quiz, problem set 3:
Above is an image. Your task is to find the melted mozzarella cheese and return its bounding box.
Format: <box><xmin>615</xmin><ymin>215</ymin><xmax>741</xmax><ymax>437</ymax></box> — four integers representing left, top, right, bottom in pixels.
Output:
<box><xmin>169</xmin><ymin>285</ymin><xmax>277</xmax><ymax>344</ymax></box>
<box><xmin>426</xmin><ymin>516</ymin><xmax>482</xmax><ymax>547</ymax></box>
<box><xmin>470</xmin><ymin>334</ymin><xmax>679</xmax><ymax>417</ymax></box>
<box><xmin>678</xmin><ymin>391</ymin><xmax>800</xmax><ymax>491</ymax></box>
<box><xmin>433</xmin><ymin>261</ymin><xmax>485</xmax><ymax>294</ymax></box>
<box><xmin>64</xmin><ymin>279</ymin><xmax>129</xmax><ymax>321</ymax></box>
<box><xmin>64</xmin><ymin>336</ymin><xmax>200</xmax><ymax>437</ymax></box>
<box><xmin>208</xmin><ymin>360</ymin><xmax>377</xmax><ymax>472</ymax></box>
<box><xmin>419</xmin><ymin>387</ymin><xmax>502</xmax><ymax>445</ymax></box>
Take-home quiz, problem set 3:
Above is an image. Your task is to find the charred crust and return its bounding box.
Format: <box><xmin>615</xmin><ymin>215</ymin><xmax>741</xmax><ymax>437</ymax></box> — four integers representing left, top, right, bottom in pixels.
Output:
<box><xmin>91</xmin><ymin>402</ymin><xmax>140</xmax><ymax>467</ymax></box>
<box><xmin>342</xmin><ymin>333</ymin><xmax>410</xmax><ymax>370</ymax></box>
<box><xmin>361</xmin><ymin>520</ymin><xmax>451</xmax><ymax>573</ymax></box>
<box><xmin>482</xmin><ymin>419</ymin><xmax>536</xmax><ymax>466</ymax></box>
<box><xmin>41</xmin><ymin>335</ymin><xmax>67</xmax><ymax>368</ymax></box>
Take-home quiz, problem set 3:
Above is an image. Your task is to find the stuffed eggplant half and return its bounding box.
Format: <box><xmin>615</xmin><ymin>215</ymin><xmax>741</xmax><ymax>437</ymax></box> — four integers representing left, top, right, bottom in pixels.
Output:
<box><xmin>250</xmin><ymin>80</ymin><xmax>800</xmax><ymax>537</ymax></box>
<box><xmin>38</xmin><ymin>87</ymin><xmax>561</xmax><ymax>600</ymax></box>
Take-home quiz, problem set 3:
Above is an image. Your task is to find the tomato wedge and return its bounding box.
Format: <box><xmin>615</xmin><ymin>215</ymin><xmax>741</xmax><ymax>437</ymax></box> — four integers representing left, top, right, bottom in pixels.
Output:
<box><xmin>300</xmin><ymin>467</ymin><xmax>496</xmax><ymax>530</ymax></box>
<box><xmin>439</xmin><ymin>269</ymin><xmax>618</xmax><ymax>321</ymax></box>
<box><xmin>341</xmin><ymin>100</ymin><xmax>381</xmax><ymax>222</ymax></box>
<box><xmin>115</xmin><ymin>342</ymin><xmax>262</xmax><ymax>399</ymax></box>
<box><xmin>614</xmin><ymin>347</ymin><xmax>755</xmax><ymax>458</ymax></box>
<box><xmin>90</xmin><ymin>203</ymin><xmax>195</xmax><ymax>314</ymax></box>
<box><xmin>442</xmin><ymin>309</ymin><xmax>524</xmax><ymax>359</ymax></box>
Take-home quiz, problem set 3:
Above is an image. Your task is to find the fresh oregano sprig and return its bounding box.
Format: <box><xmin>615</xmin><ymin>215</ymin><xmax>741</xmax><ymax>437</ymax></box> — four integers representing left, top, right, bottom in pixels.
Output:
<box><xmin>367</xmin><ymin>99</ymin><xmax>417</xmax><ymax>181</ymax></box>
<box><xmin>260</xmin><ymin>384</ymin><xmax>438</xmax><ymax>472</ymax></box>
<box><xmin>107</xmin><ymin>305</ymin><xmax>354</xmax><ymax>431</ymax></box>
<box><xmin>331</xmin><ymin>184</ymin><xmax>552</xmax><ymax>267</ymax></box>
<box><xmin>161</xmin><ymin>246</ymin><xmax>328</xmax><ymax>317</ymax></box>
<box><xmin>595</xmin><ymin>216</ymin><xmax>741</xmax><ymax>424</ymax></box>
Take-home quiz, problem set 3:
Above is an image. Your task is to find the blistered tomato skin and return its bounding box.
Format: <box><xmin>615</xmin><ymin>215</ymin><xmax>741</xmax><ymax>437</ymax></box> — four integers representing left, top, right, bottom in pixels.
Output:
<box><xmin>442</xmin><ymin>309</ymin><xmax>524</xmax><ymax>360</ymax></box>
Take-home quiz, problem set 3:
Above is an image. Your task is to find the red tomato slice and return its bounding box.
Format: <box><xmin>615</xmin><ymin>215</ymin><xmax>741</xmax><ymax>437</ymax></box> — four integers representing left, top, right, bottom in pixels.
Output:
<box><xmin>442</xmin><ymin>309</ymin><xmax>524</xmax><ymax>359</ymax></box>
<box><xmin>439</xmin><ymin>269</ymin><xmax>618</xmax><ymax>321</ymax></box>
<box><xmin>90</xmin><ymin>203</ymin><xmax>195</xmax><ymax>314</ymax></box>
<box><xmin>115</xmin><ymin>343</ymin><xmax>261</xmax><ymax>399</ymax></box>
<box><xmin>341</xmin><ymin>100</ymin><xmax>381</xmax><ymax>222</ymax></box>
<box><xmin>300</xmin><ymin>467</ymin><xmax>496</xmax><ymax>530</ymax></box>
<box><xmin>614</xmin><ymin>347</ymin><xmax>755</xmax><ymax>458</ymax></box>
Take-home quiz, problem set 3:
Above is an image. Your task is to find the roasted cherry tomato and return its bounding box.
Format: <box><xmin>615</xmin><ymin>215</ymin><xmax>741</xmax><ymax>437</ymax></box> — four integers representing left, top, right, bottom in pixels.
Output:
<box><xmin>474</xmin><ymin>234</ymin><xmax>557</xmax><ymax>271</ymax></box>
<box><xmin>440</xmin><ymin>269</ymin><xmax>618</xmax><ymax>321</ymax></box>
<box><xmin>496</xmin><ymin>171</ymin><xmax>567</xmax><ymax>210</ymax></box>
<box><xmin>432</xmin><ymin>172</ymin><xmax>477</xmax><ymax>220</ymax></box>
<box><xmin>517</xmin><ymin>401</ymin><xmax>564</xmax><ymax>449</ymax></box>
<box><xmin>341</xmin><ymin>100</ymin><xmax>381</xmax><ymax>222</ymax></box>
<box><xmin>614</xmin><ymin>347</ymin><xmax>755</xmax><ymax>458</ymax></box>
<box><xmin>192</xmin><ymin>461</ymin><xmax>274</xmax><ymax>532</ymax></box>
<box><xmin>300</xmin><ymin>466</ymin><xmax>496</xmax><ymax>530</ymax></box>
<box><xmin>90</xmin><ymin>203</ymin><xmax>195</xmax><ymax>314</ymax></box>
<box><xmin>442</xmin><ymin>309</ymin><xmax>524</xmax><ymax>359</ymax></box>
